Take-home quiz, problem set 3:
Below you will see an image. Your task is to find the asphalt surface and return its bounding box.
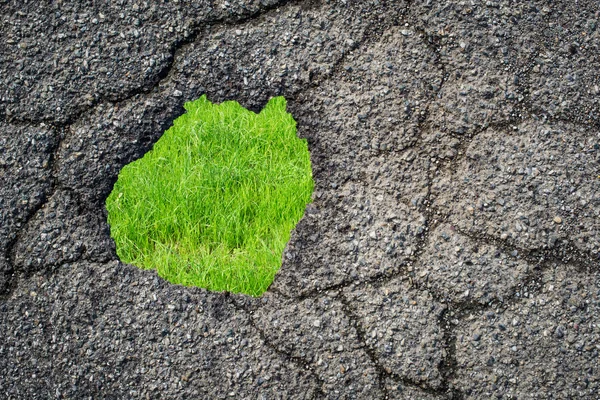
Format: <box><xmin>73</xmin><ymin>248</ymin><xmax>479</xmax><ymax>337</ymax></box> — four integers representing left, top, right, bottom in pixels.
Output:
<box><xmin>1</xmin><ymin>0</ymin><xmax>599</xmax><ymax>398</ymax></box>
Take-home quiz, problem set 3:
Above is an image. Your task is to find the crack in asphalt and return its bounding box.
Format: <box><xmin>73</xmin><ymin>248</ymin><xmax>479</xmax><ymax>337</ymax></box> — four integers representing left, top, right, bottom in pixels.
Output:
<box><xmin>1</xmin><ymin>124</ymin><xmax>64</xmax><ymax>299</ymax></box>
<box><xmin>232</xmin><ymin>297</ymin><xmax>328</xmax><ymax>400</ymax></box>
<box><xmin>0</xmin><ymin>0</ymin><xmax>309</xmax><ymax>128</ymax></box>
<box><xmin>337</xmin><ymin>291</ymin><xmax>391</xmax><ymax>400</ymax></box>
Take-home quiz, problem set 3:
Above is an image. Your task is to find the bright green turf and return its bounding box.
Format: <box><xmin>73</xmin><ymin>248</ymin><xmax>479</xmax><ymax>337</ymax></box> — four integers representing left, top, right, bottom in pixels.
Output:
<box><xmin>106</xmin><ymin>95</ymin><xmax>313</xmax><ymax>296</ymax></box>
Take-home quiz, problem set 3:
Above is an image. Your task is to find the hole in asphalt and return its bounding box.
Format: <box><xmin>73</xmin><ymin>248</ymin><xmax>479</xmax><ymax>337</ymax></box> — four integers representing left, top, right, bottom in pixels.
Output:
<box><xmin>105</xmin><ymin>95</ymin><xmax>314</xmax><ymax>296</ymax></box>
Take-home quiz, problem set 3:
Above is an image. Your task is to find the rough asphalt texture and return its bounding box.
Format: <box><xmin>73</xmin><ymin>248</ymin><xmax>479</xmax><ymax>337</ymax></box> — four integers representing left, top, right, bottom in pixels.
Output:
<box><xmin>1</xmin><ymin>0</ymin><xmax>599</xmax><ymax>398</ymax></box>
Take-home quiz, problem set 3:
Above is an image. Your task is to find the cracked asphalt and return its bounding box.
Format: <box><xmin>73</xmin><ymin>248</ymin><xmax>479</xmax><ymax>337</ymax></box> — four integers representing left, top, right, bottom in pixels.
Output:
<box><xmin>1</xmin><ymin>0</ymin><xmax>599</xmax><ymax>398</ymax></box>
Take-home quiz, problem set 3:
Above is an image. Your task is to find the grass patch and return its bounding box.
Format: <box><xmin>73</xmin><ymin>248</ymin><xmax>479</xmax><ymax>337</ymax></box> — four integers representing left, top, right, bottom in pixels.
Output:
<box><xmin>106</xmin><ymin>95</ymin><xmax>313</xmax><ymax>296</ymax></box>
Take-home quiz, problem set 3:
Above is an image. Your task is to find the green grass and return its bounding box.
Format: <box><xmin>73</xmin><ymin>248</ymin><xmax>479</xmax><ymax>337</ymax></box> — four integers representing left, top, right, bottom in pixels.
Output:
<box><xmin>106</xmin><ymin>95</ymin><xmax>314</xmax><ymax>296</ymax></box>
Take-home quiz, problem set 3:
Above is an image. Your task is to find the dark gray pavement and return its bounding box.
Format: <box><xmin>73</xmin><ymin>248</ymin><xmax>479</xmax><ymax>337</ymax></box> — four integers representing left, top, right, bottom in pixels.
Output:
<box><xmin>1</xmin><ymin>0</ymin><xmax>599</xmax><ymax>398</ymax></box>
